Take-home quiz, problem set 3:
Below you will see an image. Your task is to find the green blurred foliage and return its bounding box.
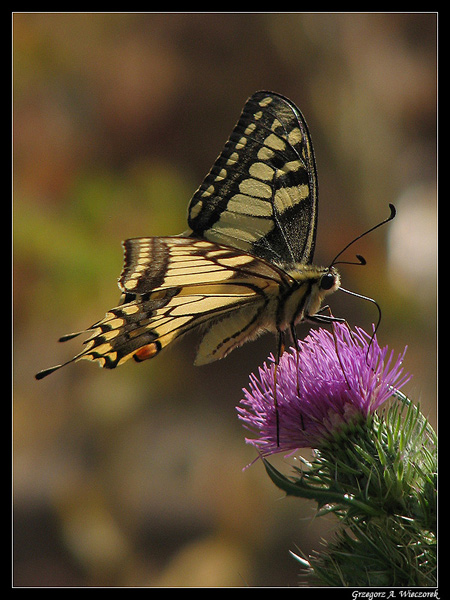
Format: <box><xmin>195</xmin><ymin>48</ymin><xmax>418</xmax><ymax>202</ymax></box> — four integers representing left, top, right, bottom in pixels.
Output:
<box><xmin>13</xmin><ymin>13</ymin><xmax>437</xmax><ymax>587</ymax></box>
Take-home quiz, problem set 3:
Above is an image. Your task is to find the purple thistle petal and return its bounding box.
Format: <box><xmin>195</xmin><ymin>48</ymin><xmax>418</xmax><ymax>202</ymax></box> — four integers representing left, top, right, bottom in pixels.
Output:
<box><xmin>237</xmin><ymin>323</ymin><xmax>411</xmax><ymax>457</ymax></box>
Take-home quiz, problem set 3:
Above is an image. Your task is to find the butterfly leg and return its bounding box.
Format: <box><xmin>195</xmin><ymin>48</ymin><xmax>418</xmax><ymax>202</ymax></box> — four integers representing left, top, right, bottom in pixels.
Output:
<box><xmin>289</xmin><ymin>322</ymin><xmax>301</xmax><ymax>393</ymax></box>
<box><xmin>274</xmin><ymin>329</ymin><xmax>287</xmax><ymax>446</ymax></box>
<box><xmin>289</xmin><ymin>322</ymin><xmax>305</xmax><ymax>429</ymax></box>
<box><xmin>308</xmin><ymin>308</ymin><xmax>352</xmax><ymax>390</ymax></box>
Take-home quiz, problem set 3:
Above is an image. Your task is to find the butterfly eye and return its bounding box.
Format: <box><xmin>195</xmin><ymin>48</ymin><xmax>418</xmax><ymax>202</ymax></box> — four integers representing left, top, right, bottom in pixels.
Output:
<box><xmin>320</xmin><ymin>272</ymin><xmax>336</xmax><ymax>291</ymax></box>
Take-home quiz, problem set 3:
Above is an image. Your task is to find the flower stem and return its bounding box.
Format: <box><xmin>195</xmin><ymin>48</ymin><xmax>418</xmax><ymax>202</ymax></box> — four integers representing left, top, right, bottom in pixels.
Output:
<box><xmin>263</xmin><ymin>394</ymin><xmax>437</xmax><ymax>586</ymax></box>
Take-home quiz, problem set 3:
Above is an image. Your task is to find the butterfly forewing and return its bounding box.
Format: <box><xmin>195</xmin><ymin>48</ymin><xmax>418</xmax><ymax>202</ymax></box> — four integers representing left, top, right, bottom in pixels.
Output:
<box><xmin>187</xmin><ymin>91</ymin><xmax>318</xmax><ymax>267</ymax></box>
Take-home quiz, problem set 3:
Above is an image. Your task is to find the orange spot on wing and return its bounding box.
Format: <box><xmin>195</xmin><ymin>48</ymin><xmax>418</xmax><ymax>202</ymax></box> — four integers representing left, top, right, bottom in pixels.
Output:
<box><xmin>134</xmin><ymin>343</ymin><xmax>160</xmax><ymax>362</ymax></box>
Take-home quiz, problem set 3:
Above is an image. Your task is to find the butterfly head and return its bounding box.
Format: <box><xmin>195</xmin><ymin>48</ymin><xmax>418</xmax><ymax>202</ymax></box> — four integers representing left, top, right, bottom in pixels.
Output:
<box><xmin>315</xmin><ymin>265</ymin><xmax>341</xmax><ymax>307</ymax></box>
<box><xmin>319</xmin><ymin>267</ymin><xmax>340</xmax><ymax>293</ymax></box>
<box><xmin>309</xmin><ymin>265</ymin><xmax>341</xmax><ymax>318</ymax></box>
<box><xmin>287</xmin><ymin>264</ymin><xmax>340</xmax><ymax>326</ymax></box>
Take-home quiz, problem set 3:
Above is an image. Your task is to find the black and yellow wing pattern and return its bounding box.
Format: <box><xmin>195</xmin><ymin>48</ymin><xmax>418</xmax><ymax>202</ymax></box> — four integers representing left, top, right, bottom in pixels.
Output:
<box><xmin>187</xmin><ymin>91</ymin><xmax>318</xmax><ymax>267</ymax></box>
<box><xmin>36</xmin><ymin>91</ymin><xmax>340</xmax><ymax>379</ymax></box>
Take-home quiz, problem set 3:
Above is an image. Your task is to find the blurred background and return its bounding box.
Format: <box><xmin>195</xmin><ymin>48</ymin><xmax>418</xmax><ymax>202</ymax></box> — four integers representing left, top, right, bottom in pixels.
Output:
<box><xmin>13</xmin><ymin>13</ymin><xmax>437</xmax><ymax>587</ymax></box>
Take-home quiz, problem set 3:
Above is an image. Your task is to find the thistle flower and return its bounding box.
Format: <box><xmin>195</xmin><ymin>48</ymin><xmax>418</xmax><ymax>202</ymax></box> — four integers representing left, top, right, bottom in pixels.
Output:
<box><xmin>237</xmin><ymin>323</ymin><xmax>410</xmax><ymax>457</ymax></box>
<box><xmin>238</xmin><ymin>323</ymin><xmax>436</xmax><ymax>587</ymax></box>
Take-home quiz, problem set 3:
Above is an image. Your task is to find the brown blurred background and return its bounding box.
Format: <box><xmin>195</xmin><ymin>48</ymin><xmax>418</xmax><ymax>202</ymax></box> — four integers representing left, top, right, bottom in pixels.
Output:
<box><xmin>13</xmin><ymin>13</ymin><xmax>437</xmax><ymax>587</ymax></box>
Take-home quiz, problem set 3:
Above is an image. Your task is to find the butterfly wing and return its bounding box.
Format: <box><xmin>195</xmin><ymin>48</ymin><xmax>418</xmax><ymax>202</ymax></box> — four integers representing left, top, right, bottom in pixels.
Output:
<box><xmin>36</xmin><ymin>237</ymin><xmax>288</xmax><ymax>378</ymax></box>
<box><xmin>187</xmin><ymin>91</ymin><xmax>318</xmax><ymax>268</ymax></box>
<box><xmin>36</xmin><ymin>91</ymin><xmax>323</xmax><ymax>380</ymax></box>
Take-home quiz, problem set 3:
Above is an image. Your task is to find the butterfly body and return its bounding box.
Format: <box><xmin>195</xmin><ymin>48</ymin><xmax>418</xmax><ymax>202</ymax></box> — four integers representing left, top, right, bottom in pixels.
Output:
<box><xmin>36</xmin><ymin>91</ymin><xmax>341</xmax><ymax>380</ymax></box>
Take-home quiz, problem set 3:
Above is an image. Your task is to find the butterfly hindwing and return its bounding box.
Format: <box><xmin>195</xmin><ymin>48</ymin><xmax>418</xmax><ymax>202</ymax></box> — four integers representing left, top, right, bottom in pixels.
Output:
<box><xmin>187</xmin><ymin>91</ymin><xmax>318</xmax><ymax>267</ymax></box>
<box><xmin>119</xmin><ymin>236</ymin><xmax>298</xmax><ymax>365</ymax></box>
<box><xmin>35</xmin><ymin>237</ymin><xmax>289</xmax><ymax>377</ymax></box>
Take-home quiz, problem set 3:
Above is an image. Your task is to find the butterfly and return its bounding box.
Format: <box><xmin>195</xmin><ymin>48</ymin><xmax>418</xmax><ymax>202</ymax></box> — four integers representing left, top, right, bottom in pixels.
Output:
<box><xmin>36</xmin><ymin>91</ymin><xmax>392</xmax><ymax>381</ymax></box>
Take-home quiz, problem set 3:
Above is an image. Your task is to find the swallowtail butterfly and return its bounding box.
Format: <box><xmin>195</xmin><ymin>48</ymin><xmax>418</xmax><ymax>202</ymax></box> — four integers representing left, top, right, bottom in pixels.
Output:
<box><xmin>36</xmin><ymin>91</ymin><xmax>393</xmax><ymax>380</ymax></box>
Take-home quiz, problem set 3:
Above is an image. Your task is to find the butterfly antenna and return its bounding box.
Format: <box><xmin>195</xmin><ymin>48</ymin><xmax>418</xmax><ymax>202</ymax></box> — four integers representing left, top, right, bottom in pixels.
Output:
<box><xmin>330</xmin><ymin>203</ymin><xmax>396</xmax><ymax>268</ymax></box>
